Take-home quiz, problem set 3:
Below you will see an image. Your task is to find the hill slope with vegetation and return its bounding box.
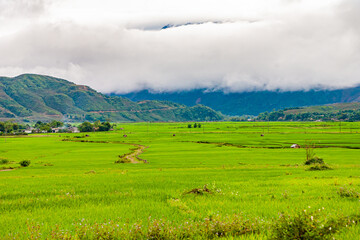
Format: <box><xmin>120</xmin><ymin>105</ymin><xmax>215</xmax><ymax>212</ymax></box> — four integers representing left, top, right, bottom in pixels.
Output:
<box><xmin>256</xmin><ymin>102</ymin><xmax>360</xmax><ymax>121</ymax></box>
<box><xmin>118</xmin><ymin>87</ymin><xmax>360</xmax><ymax>116</ymax></box>
<box><xmin>0</xmin><ymin>74</ymin><xmax>223</xmax><ymax>122</ymax></box>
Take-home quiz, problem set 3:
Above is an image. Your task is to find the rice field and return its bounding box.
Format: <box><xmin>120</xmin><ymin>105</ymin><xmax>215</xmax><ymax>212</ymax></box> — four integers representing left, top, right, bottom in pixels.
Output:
<box><xmin>1</xmin><ymin>122</ymin><xmax>360</xmax><ymax>239</ymax></box>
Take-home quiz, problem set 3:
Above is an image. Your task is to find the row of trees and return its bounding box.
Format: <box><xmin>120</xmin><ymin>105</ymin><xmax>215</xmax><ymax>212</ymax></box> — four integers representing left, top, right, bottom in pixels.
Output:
<box><xmin>34</xmin><ymin>120</ymin><xmax>65</xmax><ymax>132</ymax></box>
<box><xmin>256</xmin><ymin>110</ymin><xmax>360</xmax><ymax>122</ymax></box>
<box><xmin>187</xmin><ymin>123</ymin><xmax>202</xmax><ymax>128</ymax></box>
<box><xmin>0</xmin><ymin>121</ymin><xmax>23</xmax><ymax>134</ymax></box>
<box><xmin>78</xmin><ymin>121</ymin><xmax>113</xmax><ymax>132</ymax></box>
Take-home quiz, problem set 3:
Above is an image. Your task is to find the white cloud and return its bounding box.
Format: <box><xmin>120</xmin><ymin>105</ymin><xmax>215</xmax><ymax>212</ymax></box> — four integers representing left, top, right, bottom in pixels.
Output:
<box><xmin>0</xmin><ymin>0</ymin><xmax>360</xmax><ymax>93</ymax></box>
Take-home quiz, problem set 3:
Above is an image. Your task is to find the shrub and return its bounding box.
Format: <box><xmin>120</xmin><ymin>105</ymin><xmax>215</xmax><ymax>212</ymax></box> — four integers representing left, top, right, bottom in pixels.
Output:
<box><xmin>305</xmin><ymin>142</ymin><xmax>316</xmax><ymax>162</ymax></box>
<box><xmin>304</xmin><ymin>156</ymin><xmax>324</xmax><ymax>165</ymax></box>
<box><xmin>19</xmin><ymin>160</ymin><xmax>31</xmax><ymax>167</ymax></box>
<box><xmin>47</xmin><ymin>214</ymin><xmax>258</xmax><ymax>239</ymax></box>
<box><xmin>337</xmin><ymin>187</ymin><xmax>360</xmax><ymax>199</ymax></box>
<box><xmin>0</xmin><ymin>158</ymin><xmax>9</xmax><ymax>165</ymax></box>
<box><xmin>306</xmin><ymin>164</ymin><xmax>332</xmax><ymax>171</ymax></box>
<box><xmin>185</xmin><ymin>185</ymin><xmax>212</xmax><ymax>195</ymax></box>
<box><xmin>115</xmin><ymin>158</ymin><xmax>131</xmax><ymax>164</ymax></box>
<box><xmin>303</xmin><ymin>143</ymin><xmax>330</xmax><ymax>171</ymax></box>
<box><xmin>270</xmin><ymin>210</ymin><xmax>335</xmax><ymax>240</ymax></box>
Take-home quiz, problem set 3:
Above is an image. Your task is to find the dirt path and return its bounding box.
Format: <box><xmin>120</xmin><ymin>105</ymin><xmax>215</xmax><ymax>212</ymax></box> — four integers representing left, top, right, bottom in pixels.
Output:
<box><xmin>0</xmin><ymin>169</ymin><xmax>13</xmax><ymax>172</ymax></box>
<box><xmin>62</xmin><ymin>139</ymin><xmax>149</xmax><ymax>163</ymax></box>
<box><xmin>123</xmin><ymin>144</ymin><xmax>149</xmax><ymax>164</ymax></box>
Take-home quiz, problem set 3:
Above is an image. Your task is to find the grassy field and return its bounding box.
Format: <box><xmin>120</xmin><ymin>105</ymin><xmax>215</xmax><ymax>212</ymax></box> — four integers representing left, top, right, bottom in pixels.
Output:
<box><xmin>1</xmin><ymin>122</ymin><xmax>360</xmax><ymax>239</ymax></box>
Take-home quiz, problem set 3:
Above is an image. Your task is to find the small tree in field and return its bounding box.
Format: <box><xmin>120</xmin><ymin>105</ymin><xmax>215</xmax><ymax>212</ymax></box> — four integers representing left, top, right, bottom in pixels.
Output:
<box><xmin>305</xmin><ymin>142</ymin><xmax>315</xmax><ymax>163</ymax></box>
<box><xmin>304</xmin><ymin>141</ymin><xmax>325</xmax><ymax>166</ymax></box>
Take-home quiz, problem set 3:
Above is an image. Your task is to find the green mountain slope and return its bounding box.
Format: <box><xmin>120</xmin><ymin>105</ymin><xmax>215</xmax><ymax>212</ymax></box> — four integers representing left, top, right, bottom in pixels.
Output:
<box><xmin>283</xmin><ymin>102</ymin><xmax>360</xmax><ymax>114</ymax></box>
<box><xmin>256</xmin><ymin>102</ymin><xmax>360</xmax><ymax>121</ymax></box>
<box><xmin>118</xmin><ymin>87</ymin><xmax>360</xmax><ymax>116</ymax></box>
<box><xmin>0</xmin><ymin>74</ymin><xmax>223</xmax><ymax>122</ymax></box>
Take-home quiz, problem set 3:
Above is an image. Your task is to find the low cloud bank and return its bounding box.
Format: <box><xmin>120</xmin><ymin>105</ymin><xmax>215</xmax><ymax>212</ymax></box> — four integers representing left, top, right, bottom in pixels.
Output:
<box><xmin>0</xmin><ymin>0</ymin><xmax>359</xmax><ymax>93</ymax></box>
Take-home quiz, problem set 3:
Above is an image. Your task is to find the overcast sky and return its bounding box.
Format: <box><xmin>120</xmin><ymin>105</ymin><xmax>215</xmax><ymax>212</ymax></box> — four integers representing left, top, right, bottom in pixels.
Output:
<box><xmin>0</xmin><ymin>0</ymin><xmax>359</xmax><ymax>93</ymax></box>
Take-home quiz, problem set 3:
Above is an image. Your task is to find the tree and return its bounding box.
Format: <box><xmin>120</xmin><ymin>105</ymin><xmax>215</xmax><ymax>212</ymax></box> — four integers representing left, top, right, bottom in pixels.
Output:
<box><xmin>94</xmin><ymin>120</ymin><xmax>101</xmax><ymax>128</ymax></box>
<box><xmin>98</xmin><ymin>122</ymin><xmax>111</xmax><ymax>131</ymax></box>
<box><xmin>39</xmin><ymin>125</ymin><xmax>51</xmax><ymax>133</ymax></box>
<box><xmin>0</xmin><ymin>122</ymin><xmax>4</xmax><ymax>132</ymax></box>
<box><xmin>35</xmin><ymin>121</ymin><xmax>43</xmax><ymax>129</ymax></box>
<box><xmin>49</xmin><ymin>120</ymin><xmax>64</xmax><ymax>128</ymax></box>
<box><xmin>78</xmin><ymin>122</ymin><xmax>94</xmax><ymax>132</ymax></box>
<box><xmin>3</xmin><ymin>121</ymin><xmax>14</xmax><ymax>143</ymax></box>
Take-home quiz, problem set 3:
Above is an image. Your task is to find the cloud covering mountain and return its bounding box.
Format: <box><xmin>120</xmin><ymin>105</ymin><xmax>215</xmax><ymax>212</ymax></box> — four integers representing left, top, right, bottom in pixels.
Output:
<box><xmin>0</xmin><ymin>0</ymin><xmax>360</xmax><ymax>93</ymax></box>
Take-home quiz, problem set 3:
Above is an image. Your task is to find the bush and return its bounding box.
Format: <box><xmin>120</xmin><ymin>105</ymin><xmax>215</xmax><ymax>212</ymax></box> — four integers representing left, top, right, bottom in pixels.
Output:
<box><xmin>115</xmin><ymin>158</ymin><xmax>131</xmax><ymax>164</ymax></box>
<box><xmin>270</xmin><ymin>210</ymin><xmax>334</xmax><ymax>240</ymax></box>
<box><xmin>19</xmin><ymin>160</ymin><xmax>31</xmax><ymax>167</ymax></box>
<box><xmin>47</xmin><ymin>214</ymin><xmax>258</xmax><ymax>239</ymax></box>
<box><xmin>0</xmin><ymin>158</ymin><xmax>9</xmax><ymax>165</ymax></box>
<box><xmin>304</xmin><ymin>156</ymin><xmax>324</xmax><ymax>165</ymax></box>
<box><xmin>306</xmin><ymin>164</ymin><xmax>332</xmax><ymax>171</ymax></box>
<box><xmin>337</xmin><ymin>187</ymin><xmax>360</xmax><ymax>199</ymax></box>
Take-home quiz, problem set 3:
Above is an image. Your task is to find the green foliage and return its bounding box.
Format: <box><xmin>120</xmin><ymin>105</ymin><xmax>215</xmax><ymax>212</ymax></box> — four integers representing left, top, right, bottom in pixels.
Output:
<box><xmin>337</xmin><ymin>187</ymin><xmax>360</xmax><ymax>199</ymax></box>
<box><xmin>19</xmin><ymin>160</ymin><xmax>31</xmax><ymax>167</ymax></box>
<box><xmin>305</xmin><ymin>156</ymin><xmax>324</xmax><ymax>165</ymax></box>
<box><xmin>0</xmin><ymin>74</ymin><xmax>224</xmax><ymax>122</ymax></box>
<box><xmin>303</xmin><ymin>143</ymin><xmax>330</xmax><ymax>170</ymax></box>
<box><xmin>78</xmin><ymin>122</ymin><xmax>93</xmax><ymax>132</ymax></box>
<box><xmin>0</xmin><ymin>121</ymin><xmax>23</xmax><ymax>134</ymax></box>
<box><xmin>0</xmin><ymin>158</ymin><xmax>9</xmax><ymax>164</ymax></box>
<box><xmin>257</xmin><ymin>102</ymin><xmax>360</xmax><ymax>122</ymax></box>
<box><xmin>78</xmin><ymin>121</ymin><xmax>111</xmax><ymax>132</ymax></box>
<box><xmin>46</xmin><ymin>214</ymin><xmax>258</xmax><ymax>239</ymax></box>
<box><xmin>49</xmin><ymin>120</ymin><xmax>64</xmax><ymax>128</ymax></box>
<box><xmin>306</xmin><ymin>163</ymin><xmax>332</xmax><ymax>171</ymax></box>
<box><xmin>271</xmin><ymin>210</ymin><xmax>342</xmax><ymax>240</ymax></box>
<box><xmin>98</xmin><ymin>122</ymin><xmax>111</xmax><ymax>131</ymax></box>
<box><xmin>115</xmin><ymin>158</ymin><xmax>131</xmax><ymax>163</ymax></box>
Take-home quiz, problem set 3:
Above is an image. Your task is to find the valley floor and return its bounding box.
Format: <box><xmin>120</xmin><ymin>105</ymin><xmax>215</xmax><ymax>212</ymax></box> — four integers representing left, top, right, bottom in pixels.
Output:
<box><xmin>1</xmin><ymin>122</ymin><xmax>360</xmax><ymax>239</ymax></box>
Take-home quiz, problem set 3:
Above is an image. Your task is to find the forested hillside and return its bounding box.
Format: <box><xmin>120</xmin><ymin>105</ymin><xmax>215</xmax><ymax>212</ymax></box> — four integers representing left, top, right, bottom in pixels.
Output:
<box><xmin>0</xmin><ymin>74</ymin><xmax>223</xmax><ymax>122</ymax></box>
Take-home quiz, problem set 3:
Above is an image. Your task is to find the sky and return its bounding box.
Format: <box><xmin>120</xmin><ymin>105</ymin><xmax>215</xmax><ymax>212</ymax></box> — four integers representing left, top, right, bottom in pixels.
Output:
<box><xmin>0</xmin><ymin>0</ymin><xmax>359</xmax><ymax>93</ymax></box>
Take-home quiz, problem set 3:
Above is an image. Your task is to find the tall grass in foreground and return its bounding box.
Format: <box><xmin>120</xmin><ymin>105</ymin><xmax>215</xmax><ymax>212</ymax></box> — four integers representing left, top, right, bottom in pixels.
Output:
<box><xmin>18</xmin><ymin>210</ymin><xmax>360</xmax><ymax>239</ymax></box>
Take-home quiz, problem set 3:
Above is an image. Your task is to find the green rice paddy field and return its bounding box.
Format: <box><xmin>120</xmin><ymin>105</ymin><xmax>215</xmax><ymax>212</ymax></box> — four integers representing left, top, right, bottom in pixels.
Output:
<box><xmin>1</xmin><ymin>122</ymin><xmax>360</xmax><ymax>239</ymax></box>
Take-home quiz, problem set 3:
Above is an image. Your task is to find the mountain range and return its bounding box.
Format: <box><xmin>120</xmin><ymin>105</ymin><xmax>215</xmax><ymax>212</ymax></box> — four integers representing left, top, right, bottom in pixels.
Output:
<box><xmin>118</xmin><ymin>87</ymin><xmax>360</xmax><ymax>116</ymax></box>
<box><xmin>2</xmin><ymin>74</ymin><xmax>360</xmax><ymax>122</ymax></box>
<box><xmin>0</xmin><ymin>74</ymin><xmax>223</xmax><ymax>122</ymax></box>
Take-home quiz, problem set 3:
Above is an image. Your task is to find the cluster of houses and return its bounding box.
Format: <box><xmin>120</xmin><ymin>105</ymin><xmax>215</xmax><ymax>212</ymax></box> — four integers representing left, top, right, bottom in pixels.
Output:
<box><xmin>23</xmin><ymin>126</ymin><xmax>80</xmax><ymax>134</ymax></box>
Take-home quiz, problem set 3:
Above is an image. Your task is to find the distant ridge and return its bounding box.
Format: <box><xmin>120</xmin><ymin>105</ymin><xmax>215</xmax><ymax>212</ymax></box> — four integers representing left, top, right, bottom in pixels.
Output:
<box><xmin>256</xmin><ymin>102</ymin><xmax>360</xmax><ymax>122</ymax></box>
<box><xmin>0</xmin><ymin>74</ymin><xmax>223</xmax><ymax>122</ymax></box>
<box><xmin>117</xmin><ymin>87</ymin><xmax>360</xmax><ymax>116</ymax></box>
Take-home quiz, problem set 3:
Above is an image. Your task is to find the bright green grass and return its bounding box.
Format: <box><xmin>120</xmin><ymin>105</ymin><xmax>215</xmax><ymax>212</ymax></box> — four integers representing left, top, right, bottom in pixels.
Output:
<box><xmin>1</xmin><ymin>122</ymin><xmax>360</xmax><ymax>239</ymax></box>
